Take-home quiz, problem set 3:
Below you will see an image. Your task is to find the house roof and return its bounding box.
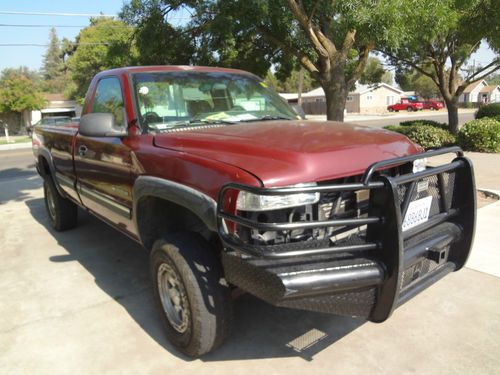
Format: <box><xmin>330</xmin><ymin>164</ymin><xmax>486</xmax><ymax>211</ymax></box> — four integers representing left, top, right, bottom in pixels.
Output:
<box><xmin>302</xmin><ymin>87</ymin><xmax>325</xmax><ymax>97</ymax></box>
<box><xmin>480</xmin><ymin>85</ymin><xmax>499</xmax><ymax>93</ymax></box>
<box><xmin>463</xmin><ymin>80</ymin><xmax>488</xmax><ymax>93</ymax></box>
<box><xmin>279</xmin><ymin>93</ymin><xmax>300</xmax><ymax>100</ymax></box>
<box><xmin>352</xmin><ymin>82</ymin><xmax>404</xmax><ymax>95</ymax></box>
<box><xmin>302</xmin><ymin>82</ymin><xmax>403</xmax><ymax>98</ymax></box>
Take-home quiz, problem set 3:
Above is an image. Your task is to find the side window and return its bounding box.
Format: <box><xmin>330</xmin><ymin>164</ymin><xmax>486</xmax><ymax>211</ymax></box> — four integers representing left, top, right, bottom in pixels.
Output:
<box><xmin>91</xmin><ymin>77</ymin><xmax>125</xmax><ymax>126</ymax></box>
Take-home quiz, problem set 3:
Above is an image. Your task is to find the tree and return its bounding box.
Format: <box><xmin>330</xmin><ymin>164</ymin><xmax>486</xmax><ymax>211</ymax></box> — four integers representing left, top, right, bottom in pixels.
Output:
<box><xmin>413</xmin><ymin>75</ymin><xmax>440</xmax><ymax>99</ymax></box>
<box><xmin>121</xmin><ymin>1</ymin><xmax>196</xmax><ymax>66</ymax></box>
<box><xmin>360</xmin><ymin>57</ymin><xmax>393</xmax><ymax>85</ymax></box>
<box><xmin>265</xmin><ymin>69</ymin><xmax>318</xmax><ymax>93</ymax></box>
<box><xmin>66</xmin><ymin>18</ymin><xmax>138</xmax><ymax>100</ymax></box>
<box><xmin>41</xmin><ymin>28</ymin><xmax>66</xmax><ymax>93</ymax></box>
<box><xmin>395</xmin><ymin>67</ymin><xmax>440</xmax><ymax>98</ymax></box>
<box><xmin>122</xmin><ymin>0</ymin><xmax>417</xmax><ymax>121</ymax></box>
<box><xmin>383</xmin><ymin>0</ymin><xmax>500</xmax><ymax>134</ymax></box>
<box><xmin>487</xmin><ymin>72</ymin><xmax>500</xmax><ymax>86</ymax></box>
<box><xmin>0</xmin><ymin>68</ymin><xmax>46</xmax><ymax>132</ymax></box>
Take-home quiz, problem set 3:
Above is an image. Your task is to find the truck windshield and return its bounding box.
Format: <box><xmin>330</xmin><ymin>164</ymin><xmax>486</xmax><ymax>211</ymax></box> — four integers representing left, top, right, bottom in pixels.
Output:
<box><xmin>132</xmin><ymin>71</ymin><xmax>297</xmax><ymax>132</ymax></box>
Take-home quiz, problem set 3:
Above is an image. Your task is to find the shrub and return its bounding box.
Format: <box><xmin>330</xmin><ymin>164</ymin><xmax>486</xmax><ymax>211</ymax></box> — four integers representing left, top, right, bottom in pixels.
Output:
<box><xmin>384</xmin><ymin>124</ymin><xmax>456</xmax><ymax>149</ymax></box>
<box><xmin>458</xmin><ymin>118</ymin><xmax>500</xmax><ymax>153</ymax></box>
<box><xmin>399</xmin><ymin>119</ymin><xmax>448</xmax><ymax>129</ymax></box>
<box><xmin>404</xmin><ymin>125</ymin><xmax>456</xmax><ymax>149</ymax></box>
<box><xmin>475</xmin><ymin>103</ymin><xmax>500</xmax><ymax>119</ymax></box>
<box><xmin>384</xmin><ymin>125</ymin><xmax>410</xmax><ymax>135</ymax></box>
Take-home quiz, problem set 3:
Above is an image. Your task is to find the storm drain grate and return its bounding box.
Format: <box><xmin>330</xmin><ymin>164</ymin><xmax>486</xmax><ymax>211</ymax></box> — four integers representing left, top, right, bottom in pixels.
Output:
<box><xmin>286</xmin><ymin>328</ymin><xmax>328</xmax><ymax>352</ymax></box>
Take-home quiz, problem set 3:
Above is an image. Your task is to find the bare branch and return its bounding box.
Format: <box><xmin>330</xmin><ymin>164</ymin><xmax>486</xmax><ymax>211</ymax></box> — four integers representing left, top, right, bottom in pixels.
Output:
<box><xmin>308</xmin><ymin>0</ymin><xmax>320</xmax><ymax>23</ymax></box>
<box><xmin>347</xmin><ymin>44</ymin><xmax>373</xmax><ymax>87</ymax></box>
<box><xmin>258</xmin><ymin>26</ymin><xmax>320</xmax><ymax>79</ymax></box>
<box><xmin>340</xmin><ymin>30</ymin><xmax>356</xmax><ymax>60</ymax></box>
<box><xmin>464</xmin><ymin>59</ymin><xmax>500</xmax><ymax>82</ymax></box>
<box><xmin>382</xmin><ymin>51</ymin><xmax>439</xmax><ymax>85</ymax></box>
<box><xmin>286</xmin><ymin>0</ymin><xmax>336</xmax><ymax>58</ymax></box>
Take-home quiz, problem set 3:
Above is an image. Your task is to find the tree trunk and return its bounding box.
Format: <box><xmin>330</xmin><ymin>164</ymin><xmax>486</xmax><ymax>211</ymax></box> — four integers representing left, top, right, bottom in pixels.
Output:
<box><xmin>323</xmin><ymin>74</ymin><xmax>348</xmax><ymax>122</ymax></box>
<box><xmin>445</xmin><ymin>99</ymin><xmax>460</xmax><ymax>135</ymax></box>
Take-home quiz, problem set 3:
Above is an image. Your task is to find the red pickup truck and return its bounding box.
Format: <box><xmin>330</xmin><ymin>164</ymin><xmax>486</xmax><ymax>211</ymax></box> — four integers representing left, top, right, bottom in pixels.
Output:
<box><xmin>387</xmin><ymin>98</ymin><xmax>424</xmax><ymax>112</ymax></box>
<box><xmin>33</xmin><ymin>66</ymin><xmax>476</xmax><ymax>357</ymax></box>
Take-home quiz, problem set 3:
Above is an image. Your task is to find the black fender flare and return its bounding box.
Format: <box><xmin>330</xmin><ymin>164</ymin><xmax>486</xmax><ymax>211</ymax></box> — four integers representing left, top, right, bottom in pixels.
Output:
<box><xmin>36</xmin><ymin>146</ymin><xmax>67</xmax><ymax>198</ymax></box>
<box><xmin>132</xmin><ymin>176</ymin><xmax>218</xmax><ymax>235</ymax></box>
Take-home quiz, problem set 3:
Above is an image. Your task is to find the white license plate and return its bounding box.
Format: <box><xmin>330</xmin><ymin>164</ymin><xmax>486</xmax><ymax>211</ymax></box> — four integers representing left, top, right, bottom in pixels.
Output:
<box><xmin>402</xmin><ymin>196</ymin><xmax>433</xmax><ymax>232</ymax></box>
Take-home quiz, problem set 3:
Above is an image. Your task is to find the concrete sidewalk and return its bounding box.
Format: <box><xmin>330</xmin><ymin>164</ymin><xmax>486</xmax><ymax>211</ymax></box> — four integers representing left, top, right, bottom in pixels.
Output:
<box><xmin>307</xmin><ymin>108</ymin><xmax>476</xmax><ymax>122</ymax></box>
<box><xmin>0</xmin><ymin>151</ymin><xmax>499</xmax><ymax>374</ymax></box>
<box><xmin>0</xmin><ymin>142</ymin><xmax>32</xmax><ymax>151</ymax></box>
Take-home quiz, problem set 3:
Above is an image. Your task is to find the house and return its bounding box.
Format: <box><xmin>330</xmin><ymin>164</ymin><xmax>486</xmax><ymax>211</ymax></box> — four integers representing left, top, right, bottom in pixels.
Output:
<box><xmin>479</xmin><ymin>85</ymin><xmax>500</xmax><ymax>103</ymax></box>
<box><xmin>297</xmin><ymin>83</ymin><xmax>404</xmax><ymax>114</ymax></box>
<box><xmin>31</xmin><ymin>94</ymin><xmax>82</xmax><ymax>125</ymax></box>
<box><xmin>460</xmin><ymin>80</ymin><xmax>500</xmax><ymax>104</ymax></box>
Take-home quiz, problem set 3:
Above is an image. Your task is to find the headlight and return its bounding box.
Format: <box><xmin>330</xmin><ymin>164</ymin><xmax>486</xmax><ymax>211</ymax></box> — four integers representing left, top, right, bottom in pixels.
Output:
<box><xmin>236</xmin><ymin>183</ymin><xmax>320</xmax><ymax>212</ymax></box>
<box><xmin>412</xmin><ymin>158</ymin><xmax>427</xmax><ymax>173</ymax></box>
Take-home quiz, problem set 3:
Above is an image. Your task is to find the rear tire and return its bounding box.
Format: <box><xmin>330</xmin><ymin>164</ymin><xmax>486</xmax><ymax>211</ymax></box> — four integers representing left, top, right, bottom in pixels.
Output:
<box><xmin>43</xmin><ymin>176</ymin><xmax>77</xmax><ymax>231</ymax></box>
<box><xmin>407</xmin><ymin>107</ymin><xmax>413</xmax><ymax>112</ymax></box>
<box><xmin>150</xmin><ymin>233</ymin><xmax>232</xmax><ymax>357</ymax></box>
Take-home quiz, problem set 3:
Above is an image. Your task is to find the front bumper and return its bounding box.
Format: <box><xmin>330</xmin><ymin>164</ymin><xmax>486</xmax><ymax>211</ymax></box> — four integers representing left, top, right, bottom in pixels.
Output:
<box><xmin>217</xmin><ymin>147</ymin><xmax>476</xmax><ymax>322</ymax></box>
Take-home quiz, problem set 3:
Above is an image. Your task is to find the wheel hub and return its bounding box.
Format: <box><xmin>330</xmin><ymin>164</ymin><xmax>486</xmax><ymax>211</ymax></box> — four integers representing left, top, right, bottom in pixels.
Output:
<box><xmin>46</xmin><ymin>185</ymin><xmax>56</xmax><ymax>220</ymax></box>
<box><xmin>157</xmin><ymin>263</ymin><xmax>190</xmax><ymax>333</ymax></box>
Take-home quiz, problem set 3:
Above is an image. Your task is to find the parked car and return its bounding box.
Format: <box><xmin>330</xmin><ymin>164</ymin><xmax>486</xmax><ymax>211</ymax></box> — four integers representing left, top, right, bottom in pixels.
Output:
<box><xmin>421</xmin><ymin>100</ymin><xmax>445</xmax><ymax>110</ymax></box>
<box><xmin>33</xmin><ymin>66</ymin><xmax>476</xmax><ymax>357</ymax></box>
<box><xmin>387</xmin><ymin>98</ymin><xmax>424</xmax><ymax>112</ymax></box>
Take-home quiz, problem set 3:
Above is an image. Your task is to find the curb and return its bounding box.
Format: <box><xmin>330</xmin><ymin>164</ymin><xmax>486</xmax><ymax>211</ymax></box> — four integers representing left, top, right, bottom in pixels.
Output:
<box><xmin>477</xmin><ymin>188</ymin><xmax>500</xmax><ymax>210</ymax></box>
<box><xmin>0</xmin><ymin>142</ymin><xmax>32</xmax><ymax>151</ymax></box>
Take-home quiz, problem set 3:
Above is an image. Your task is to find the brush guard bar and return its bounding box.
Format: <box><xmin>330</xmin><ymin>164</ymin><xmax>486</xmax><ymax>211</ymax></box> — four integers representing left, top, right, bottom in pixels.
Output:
<box><xmin>217</xmin><ymin>147</ymin><xmax>476</xmax><ymax>321</ymax></box>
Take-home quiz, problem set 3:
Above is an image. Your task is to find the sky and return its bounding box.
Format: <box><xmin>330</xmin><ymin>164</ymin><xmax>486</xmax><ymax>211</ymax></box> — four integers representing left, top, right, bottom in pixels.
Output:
<box><xmin>0</xmin><ymin>0</ymin><xmax>497</xmax><ymax>76</ymax></box>
<box><xmin>0</xmin><ymin>0</ymin><xmax>125</xmax><ymax>71</ymax></box>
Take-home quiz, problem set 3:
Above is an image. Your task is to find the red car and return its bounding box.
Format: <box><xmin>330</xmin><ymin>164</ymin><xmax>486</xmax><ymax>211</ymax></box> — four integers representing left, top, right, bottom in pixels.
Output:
<box><xmin>33</xmin><ymin>66</ymin><xmax>476</xmax><ymax>357</ymax></box>
<box><xmin>387</xmin><ymin>98</ymin><xmax>424</xmax><ymax>112</ymax></box>
<box><xmin>421</xmin><ymin>100</ymin><xmax>445</xmax><ymax>110</ymax></box>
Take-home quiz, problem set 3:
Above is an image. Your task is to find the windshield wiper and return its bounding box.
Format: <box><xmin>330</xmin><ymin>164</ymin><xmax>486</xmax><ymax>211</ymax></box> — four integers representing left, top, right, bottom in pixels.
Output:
<box><xmin>238</xmin><ymin>115</ymin><xmax>294</xmax><ymax>122</ymax></box>
<box><xmin>196</xmin><ymin>119</ymin><xmax>237</xmax><ymax>125</ymax></box>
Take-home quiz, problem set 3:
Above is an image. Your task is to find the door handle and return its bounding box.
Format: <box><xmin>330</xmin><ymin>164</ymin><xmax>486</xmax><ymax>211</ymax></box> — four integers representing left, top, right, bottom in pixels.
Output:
<box><xmin>78</xmin><ymin>145</ymin><xmax>88</xmax><ymax>156</ymax></box>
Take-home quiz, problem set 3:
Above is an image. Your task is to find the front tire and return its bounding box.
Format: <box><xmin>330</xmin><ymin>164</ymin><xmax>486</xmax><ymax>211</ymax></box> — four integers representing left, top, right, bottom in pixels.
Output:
<box><xmin>150</xmin><ymin>233</ymin><xmax>232</xmax><ymax>357</ymax></box>
<box><xmin>43</xmin><ymin>176</ymin><xmax>77</xmax><ymax>231</ymax></box>
<box><xmin>407</xmin><ymin>107</ymin><xmax>413</xmax><ymax>112</ymax></box>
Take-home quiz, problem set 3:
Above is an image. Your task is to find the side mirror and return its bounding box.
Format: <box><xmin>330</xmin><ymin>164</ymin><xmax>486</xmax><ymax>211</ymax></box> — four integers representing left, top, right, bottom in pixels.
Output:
<box><xmin>79</xmin><ymin>113</ymin><xmax>127</xmax><ymax>137</ymax></box>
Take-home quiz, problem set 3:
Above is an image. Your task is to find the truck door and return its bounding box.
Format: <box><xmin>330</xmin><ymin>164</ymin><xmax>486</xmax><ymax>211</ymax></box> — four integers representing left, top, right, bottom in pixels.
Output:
<box><xmin>74</xmin><ymin>76</ymin><xmax>137</xmax><ymax>236</ymax></box>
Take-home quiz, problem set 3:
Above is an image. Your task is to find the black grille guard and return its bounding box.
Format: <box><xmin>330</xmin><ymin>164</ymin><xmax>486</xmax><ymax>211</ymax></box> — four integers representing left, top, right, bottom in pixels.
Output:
<box><xmin>216</xmin><ymin>146</ymin><xmax>476</xmax><ymax>321</ymax></box>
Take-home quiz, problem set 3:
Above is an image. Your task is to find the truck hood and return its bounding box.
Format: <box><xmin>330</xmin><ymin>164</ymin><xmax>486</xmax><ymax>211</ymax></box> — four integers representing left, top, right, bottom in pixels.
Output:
<box><xmin>153</xmin><ymin>120</ymin><xmax>421</xmax><ymax>187</ymax></box>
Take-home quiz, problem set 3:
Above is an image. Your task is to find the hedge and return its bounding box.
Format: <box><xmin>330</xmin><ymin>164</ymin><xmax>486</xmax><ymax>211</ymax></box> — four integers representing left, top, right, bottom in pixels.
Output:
<box><xmin>457</xmin><ymin>118</ymin><xmax>500</xmax><ymax>153</ymax></box>
<box><xmin>399</xmin><ymin>119</ymin><xmax>448</xmax><ymax>129</ymax></box>
<box><xmin>384</xmin><ymin>124</ymin><xmax>456</xmax><ymax>149</ymax></box>
<box><xmin>475</xmin><ymin>103</ymin><xmax>500</xmax><ymax>120</ymax></box>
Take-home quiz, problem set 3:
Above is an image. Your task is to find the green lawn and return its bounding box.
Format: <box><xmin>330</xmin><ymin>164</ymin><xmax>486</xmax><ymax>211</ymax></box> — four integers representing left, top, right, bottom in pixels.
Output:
<box><xmin>0</xmin><ymin>136</ymin><xmax>31</xmax><ymax>145</ymax></box>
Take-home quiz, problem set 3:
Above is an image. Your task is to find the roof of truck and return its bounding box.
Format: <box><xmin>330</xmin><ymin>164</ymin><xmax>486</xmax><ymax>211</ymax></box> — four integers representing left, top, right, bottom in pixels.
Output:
<box><xmin>97</xmin><ymin>65</ymin><xmax>257</xmax><ymax>77</ymax></box>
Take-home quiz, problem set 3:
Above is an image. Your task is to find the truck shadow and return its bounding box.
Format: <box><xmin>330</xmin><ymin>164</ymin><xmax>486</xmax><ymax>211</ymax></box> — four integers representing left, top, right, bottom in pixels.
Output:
<box><xmin>0</xmin><ymin>168</ymin><xmax>41</xmax><ymax>204</ymax></box>
<box><xmin>26</xmin><ymin>197</ymin><xmax>364</xmax><ymax>362</ymax></box>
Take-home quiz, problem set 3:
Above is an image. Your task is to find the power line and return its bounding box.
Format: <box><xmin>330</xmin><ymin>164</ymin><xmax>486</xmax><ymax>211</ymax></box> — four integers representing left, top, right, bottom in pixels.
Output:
<box><xmin>0</xmin><ymin>11</ymin><xmax>116</xmax><ymax>17</ymax></box>
<box><xmin>0</xmin><ymin>23</ymin><xmax>130</xmax><ymax>28</ymax></box>
<box><xmin>0</xmin><ymin>23</ymin><xmax>88</xmax><ymax>28</ymax></box>
<box><xmin>0</xmin><ymin>43</ymin><xmax>113</xmax><ymax>47</ymax></box>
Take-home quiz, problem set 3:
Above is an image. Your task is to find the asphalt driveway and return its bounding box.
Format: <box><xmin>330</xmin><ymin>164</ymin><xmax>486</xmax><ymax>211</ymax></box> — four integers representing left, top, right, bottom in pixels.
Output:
<box><xmin>1</xmin><ymin>149</ymin><xmax>499</xmax><ymax>374</ymax></box>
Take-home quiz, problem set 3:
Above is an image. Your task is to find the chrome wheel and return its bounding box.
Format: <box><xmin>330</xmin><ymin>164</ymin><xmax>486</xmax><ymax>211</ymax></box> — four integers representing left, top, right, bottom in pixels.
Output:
<box><xmin>46</xmin><ymin>185</ymin><xmax>57</xmax><ymax>221</ymax></box>
<box><xmin>157</xmin><ymin>263</ymin><xmax>190</xmax><ymax>333</ymax></box>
